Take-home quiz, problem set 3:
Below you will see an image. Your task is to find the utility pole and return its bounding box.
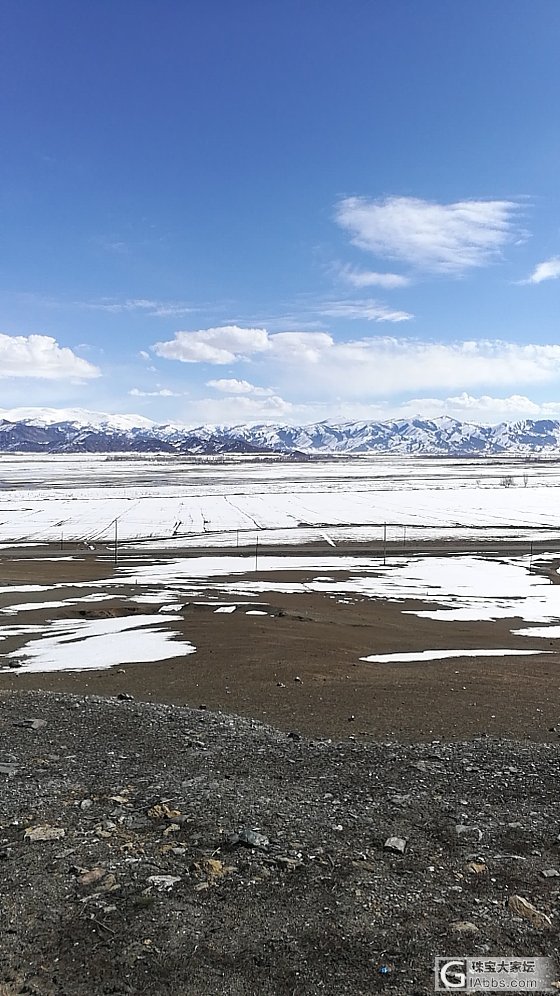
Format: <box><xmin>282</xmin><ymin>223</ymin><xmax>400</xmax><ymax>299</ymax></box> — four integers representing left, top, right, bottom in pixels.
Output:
<box><xmin>114</xmin><ymin>518</ymin><xmax>118</xmax><ymax>567</ymax></box>
<box><xmin>383</xmin><ymin>522</ymin><xmax>387</xmax><ymax>565</ymax></box>
<box><xmin>255</xmin><ymin>534</ymin><xmax>259</xmax><ymax>573</ymax></box>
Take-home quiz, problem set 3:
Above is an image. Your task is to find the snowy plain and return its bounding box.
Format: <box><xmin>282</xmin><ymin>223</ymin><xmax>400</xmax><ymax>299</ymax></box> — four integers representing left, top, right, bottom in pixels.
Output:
<box><xmin>1</xmin><ymin>453</ymin><xmax>560</xmax><ymax>547</ymax></box>
<box><xmin>2</xmin><ymin>454</ymin><xmax>560</xmax><ymax>673</ymax></box>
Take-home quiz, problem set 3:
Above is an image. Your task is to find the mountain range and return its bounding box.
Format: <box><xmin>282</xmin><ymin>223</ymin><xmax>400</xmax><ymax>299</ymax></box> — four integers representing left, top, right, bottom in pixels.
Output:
<box><xmin>1</xmin><ymin>407</ymin><xmax>560</xmax><ymax>456</ymax></box>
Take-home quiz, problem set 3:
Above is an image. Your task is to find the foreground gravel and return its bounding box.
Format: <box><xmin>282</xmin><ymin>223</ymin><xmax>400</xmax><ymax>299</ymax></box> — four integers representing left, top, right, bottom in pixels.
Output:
<box><xmin>1</xmin><ymin>690</ymin><xmax>560</xmax><ymax>995</ymax></box>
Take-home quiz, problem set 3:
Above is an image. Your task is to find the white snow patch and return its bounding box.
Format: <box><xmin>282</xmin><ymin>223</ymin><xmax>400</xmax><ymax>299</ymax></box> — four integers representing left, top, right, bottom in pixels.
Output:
<box><xmin>4</xmin><ymin>614</ymin><xmax>195</xmax><ymax>673</ymax></box>
<box><xmin>360</xmin><ymin>649</ymin><xmax>548</xmax><ymax>664</ymax></box>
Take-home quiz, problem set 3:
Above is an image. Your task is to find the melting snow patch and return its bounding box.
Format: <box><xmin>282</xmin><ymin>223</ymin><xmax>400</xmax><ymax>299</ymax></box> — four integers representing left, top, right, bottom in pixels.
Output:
<box><xmin>4</xmin><ymin>614</ymin><xmax>195</xmax><ymax>674</ymax></box>
<box><xmin>513</xmin><ymin>626</ymin><xmax>560</xmax><ymax>638</ymax></box>
<box><xmin>360</xmin><ymin>649</ymin><xmax>548</xmax><ymax>664</ymax></box>
<box><xmin>214</xmin><ymin>605</ymin><xmax>237</xmax><ymax>613</ymax></box>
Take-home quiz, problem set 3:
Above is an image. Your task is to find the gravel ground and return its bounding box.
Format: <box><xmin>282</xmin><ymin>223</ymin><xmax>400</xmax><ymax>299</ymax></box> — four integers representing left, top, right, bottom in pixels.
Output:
<box><xmin>1</xmin><ymin>690</ymin><xmax>560</xmax><ymax>994</ymax></box>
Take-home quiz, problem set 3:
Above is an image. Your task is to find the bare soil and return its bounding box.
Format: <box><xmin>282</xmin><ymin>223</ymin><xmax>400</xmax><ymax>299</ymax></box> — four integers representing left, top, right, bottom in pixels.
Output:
<box><xmin>0</xmin><ymin>543</ymin><xmax>559</xmax><ymax>743</ymax></box>
<box><xmin>1</xmin><ymin>690</ymin><xmax>560</xmax><ymax>995</ymax></box>
<box><xmin>1</xmin><ymin>543</ymin><xmax>560</xmax><ymax>993</ymax></box>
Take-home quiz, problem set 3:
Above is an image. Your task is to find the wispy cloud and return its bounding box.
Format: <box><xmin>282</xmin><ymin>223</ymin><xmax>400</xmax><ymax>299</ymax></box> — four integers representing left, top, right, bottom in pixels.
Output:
<box><xmin>320</xmin><ymin>299</ymin><xmax>413</xmax><ymax>322</ymax></box>
<box><xmin>128</xmin><ymin>387</ymin><xmax>184</xmax><ymax>397</ymax></box>
<box><xmin>335</xmin><ymin>195</ymin><xmax>523</xmax><ymax>274</ymax></box>
<box><xmin>0</xmin><ymin>333</ymin><xmax>100</xmax><ymax>380</ymax></box>
<box><xmin>86</xmin><ymin>298</ymin><xmax>195</xmax><ymax>318</ymax></box>
<box><xmin>522</xmin><ymin>256</ymin><xmax>560</xmax><ymax>284</ymax></box>
<box><xmin>335</xmin><ymin>263</ymin><xmax>410</xmax><ymax>289</ymax></box>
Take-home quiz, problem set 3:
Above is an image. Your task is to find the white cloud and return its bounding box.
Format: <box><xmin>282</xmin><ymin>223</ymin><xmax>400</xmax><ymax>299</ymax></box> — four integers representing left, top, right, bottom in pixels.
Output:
<box><xmin>154</xmin><ymin>325</ymin><xmax>560</xmax><ymax>398</ymax></box>
<box><xmin>153</xmin><ymin>326</ymin><xmax>270</xmax><ymax>364</ymax></box>
<box><xmin>304</xmin><ymin>339</ymin><xmax>560</xmax><ymax>398</ymax></box>
<box><xmin>129</xmin><ymin>388</ymin><xmax>183</xmax><ymax>397</ymax></box>
<box><xmin>336</xmin><ymin>264</ymin><xmax>410</xmax><ymax>289</ymax></box>
<box><xmin>206</xmin><ymin>378</ymin><xmax>274</xmax><ymax>396</ymax></box>
<box><xmin>320</xmin><ymin>299</ymin><xmax>413</xmax><ymax>322</ymax></box>
<box><xmin>386</xmin><ymin>393</ymin><xmax>560</xmax><ymax>423</ymax></box>
<box><xmin>523</xmin><ymin>256</ymin><xmax>560</xmax><ymax>284</ymax></box>
<box><xmin>335</xmin><ymin>195</ymin><xmax>522</xmax><ymax>274</ymax></box>
<box><xmin>177</xmin><ymin>392</ymin><xmax>560</xmax><ymax>428</ymax></box>
<box><xmin>0</xmin><ymin>333</ymin><xmax>100</xmax><ymax>380</ymax></box>
<box><xmin>185</xmin><ymin>393</ymin><xmax>293</xmax><ymax>423</ymax></box>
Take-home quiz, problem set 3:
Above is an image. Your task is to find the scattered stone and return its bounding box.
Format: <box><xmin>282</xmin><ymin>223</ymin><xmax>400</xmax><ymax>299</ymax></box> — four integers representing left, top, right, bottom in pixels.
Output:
<box><xmin>508</xmin><ymin>895</ymin><xmax>552</xmax><ymax>928</ymax></box>
<box><xmin>541</xmin><ymin>868</ymin><xmax>560</xmax><ymax>878</ymax></box>
<box><xmin>450</xmin><ymin>921</ymin><xmax>480</xmax><ymax>935</ymax></box>
<box><xmin>464</xmin><ymin>861</ymin><xmax>488</xmax><ymax>876</ymax></box>
<box><xmin>225</xmin><ymin>828</ymin><xmax>269</xmax><ymax>851</ymax></box>
<box><xmin>76</xmin><ymin>866</ymin><xmax>107</xmax><ymax>887</ymax></box>
<box><xmin>147</xmin><ymin>803</ymin><xmax>182</xmax><ymax>821</ymax></box>
<box><xmin>13</xmin><ymin>719</ymin><xmax>46</xmax><ymax>730</ymax></box>
<box><xmin>24</xmin><ymin>825</ymin><xmax>65</xmax><ymax>842</ymax></box>
<box><xmin>191</xmin><ymin>858</ymin><xmax>233</xmax><ymax>880</ymax></box>
<box><xmin>116</xmin><ymin>693</ymin><xmax>134</xmax><ymax>701</ymax></box>
<box><xmin>455</xmin><ymin>824</ymin><xmax>482</xmax><ymax>842</ymax></box>
<box><xmin>294</xmin><ymin>676</ymin><xmax>302</xmax><ymax>683</ymax></box>
<box><xmin>80</xmin><ymin>798</ymin><xmax>93</xmax><ymax>810</ymax></box>
<box><xmin>147</xmin><ymin>875</ymin><xmax>181</xmax><ymax>891</ymax></box>
<box><xmin>384</xmin><ymin>836</ymin><xmax>407</xmax><ymax>854</ymax></box>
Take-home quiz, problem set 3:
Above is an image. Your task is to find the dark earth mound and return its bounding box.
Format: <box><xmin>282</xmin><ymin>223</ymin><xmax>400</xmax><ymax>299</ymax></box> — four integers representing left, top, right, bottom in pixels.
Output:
<box><xmin>1</xmin><ymin>691</ymin><xmax>560</xmax><ymax>994</ymax></box>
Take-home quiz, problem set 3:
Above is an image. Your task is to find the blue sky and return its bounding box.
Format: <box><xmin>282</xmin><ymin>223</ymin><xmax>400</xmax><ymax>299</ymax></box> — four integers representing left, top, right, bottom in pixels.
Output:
<box><xmin>1</xmin><ymin>0</ymin><xmax>560</xmax><ymax>426</ymax></box>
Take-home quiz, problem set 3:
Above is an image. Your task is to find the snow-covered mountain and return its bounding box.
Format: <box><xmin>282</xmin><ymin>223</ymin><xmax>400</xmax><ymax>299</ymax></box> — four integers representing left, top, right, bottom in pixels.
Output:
<box><xmin>1</xmin><ymin>408</ymin><xmax>560</xmax><ymax>455</ymax></box>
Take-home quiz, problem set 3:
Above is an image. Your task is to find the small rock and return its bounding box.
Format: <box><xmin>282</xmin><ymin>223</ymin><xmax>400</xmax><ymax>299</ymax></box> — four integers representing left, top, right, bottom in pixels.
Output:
<box><xmin>465</xmin><ymin>861</ymin><xmax>488</xmax><ymax>876</ymax></box>
<box><xmin>116</xmin><ymin>692</ymin><xmax>134</xmax><ymax>701</ymax></box>
<box><xmin>147</xmin><ymin>875</ymin><xmax>181</xmax><ymax>891</ymax></box>
<box><xmin>13</xmin><ymin>719</ymin><xmax>46</xmax><ymax>730</ymax></box>
<box><xmin>76</xmin><ymin>866</ymin><xmax>107</xmax><ymax>887</ymax></box>
<box><xmin>541</xmin><ymin>868</ymin><xmax>560</xmax><ymax>878</ymax></box>
<box><xmin>24</xmin><ymin>825</ymin><xmax>65</xmax><ymax>842</ymax></box>
<box><xmin>455</xmin><ymin>824</ymin><xmax>482</xmax><ymax>842</ymax></box>
<box><xmin>450</xmin><ymin>920</ymin><xmax>479</xmax><ymax>935</ymax></box>
<box><xmin>0</xmin><ymin>763</ymin><xmax>18</xmax><ymax>777</ymax></box>
<box><xmin>384</xmin><ymin>836</ymin><xmax>407</xmax><ymax>854</ymax></box>
<box><xmin>80</xmin><ymin>799</ymin><xmax>93</xmax><ymax>811</ymax></box>
<box><xmin>508</xmin><ymin>894</ymin><xmax>552</xmax><ymax>928</ymax></box>
<box><xmin>147</xmin><ymin>803</ymin><xmax>182</xmax><ymax>821</ymax></box>
<box><xmin>225</xmin><ymin>828</ymin><xmax>269</xmax><ymax>851</ymax></box>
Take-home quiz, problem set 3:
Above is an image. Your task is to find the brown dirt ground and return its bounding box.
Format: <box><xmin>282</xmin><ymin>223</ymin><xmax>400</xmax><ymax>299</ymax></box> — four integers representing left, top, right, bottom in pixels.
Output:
<box><xmin>1</xmin><ymin>543</ymin><xmax>560</xmax><ymax>743</ymax></box>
